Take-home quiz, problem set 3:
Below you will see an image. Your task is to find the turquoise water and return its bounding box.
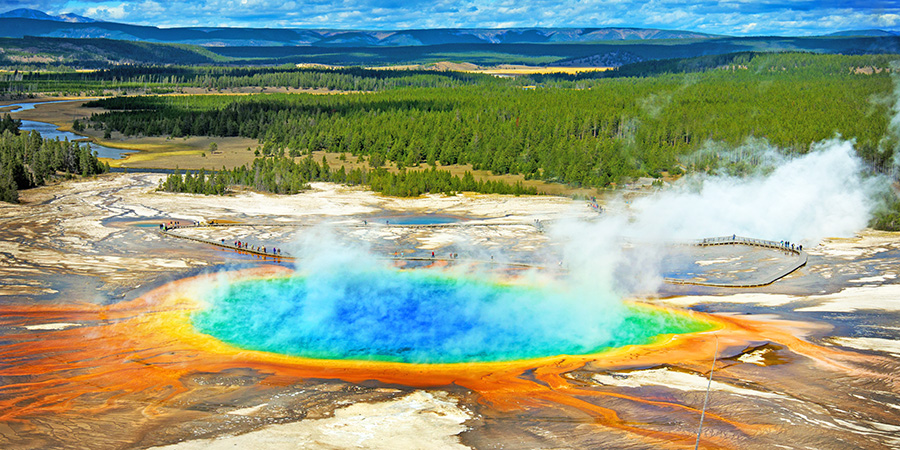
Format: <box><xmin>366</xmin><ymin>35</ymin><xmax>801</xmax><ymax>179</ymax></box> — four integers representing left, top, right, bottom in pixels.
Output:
<box><xmin>191</xmin><ymin>271</ymin><xmax>713</xmax><ymax>364</ymax></box>
<box><xmin>372</xmin><ymin>214</ymin><xmax>463</xmax><ymax>225</ymax></box>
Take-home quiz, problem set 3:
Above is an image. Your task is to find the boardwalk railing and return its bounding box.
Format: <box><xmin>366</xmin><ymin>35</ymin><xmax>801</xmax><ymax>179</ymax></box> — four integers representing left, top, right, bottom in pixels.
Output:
<box><xmin>160</xmin><ymin>227</ymin><xmax>288</xmax><ymax>259</ymax></box>
<box><xmin>158</xmin><ymin>225</ymin><xmax>553</xmax><ymax>269</ymax></box>
<box><xmin>664</xmin><ymin>235</ymin><xmax>808</xmax><ymax>288</ymax></box>
<box><xmin>193</xmin><ymin>220</ymin><xmax>539</xmax><ymax>229</ymax></box>
<box><xmin>158</xmin><ymin>226</ymin><xmax>806</xmax><ymax>287</ymax></box>
<box><xmin>694</xmin><ymin>235</ymin><xmax>803</xmax><ymax>253</ymax></box>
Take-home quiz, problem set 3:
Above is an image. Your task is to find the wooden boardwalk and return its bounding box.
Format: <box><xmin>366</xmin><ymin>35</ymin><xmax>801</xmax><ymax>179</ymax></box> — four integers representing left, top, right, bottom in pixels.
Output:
<box><xmin>663</xmin><ymin>235</ymin><xmax>808</xmax><ymax>288</ymax></box>
<box><xmin>158</xmin><ymin>222</ymin><xmax>552</xmax><ymax>269</ymax></box>
<box><xmin>158</xmin><ymin>225</ymin><xmax>806</xmax><ymax>288</ymax></box>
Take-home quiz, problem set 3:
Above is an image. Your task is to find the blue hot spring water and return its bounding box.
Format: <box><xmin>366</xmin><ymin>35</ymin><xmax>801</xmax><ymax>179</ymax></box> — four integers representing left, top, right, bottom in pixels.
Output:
<box><xmin>191</xmin><ymin>271</ymin><xmax>714</xmax><ymax>364</ymax></box>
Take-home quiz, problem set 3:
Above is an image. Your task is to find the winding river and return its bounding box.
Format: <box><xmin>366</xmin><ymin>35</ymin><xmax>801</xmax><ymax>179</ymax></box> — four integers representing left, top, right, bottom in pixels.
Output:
<box><xmin>4</xmin><ymin>100</ymin><xmax>136</xmax><ymax>160</ymax></box>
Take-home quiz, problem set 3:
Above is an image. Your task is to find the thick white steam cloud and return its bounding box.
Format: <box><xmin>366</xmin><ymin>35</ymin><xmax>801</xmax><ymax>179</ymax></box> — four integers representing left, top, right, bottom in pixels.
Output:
<box><xmin>545</xmin><ymin>136</ymin><xmax>888</xmax><ymax>296</ymax></box>
<box><xmin>615</xmin><ymin>138</ymin><xmax>883</xmax><ymax>245</ymax></box>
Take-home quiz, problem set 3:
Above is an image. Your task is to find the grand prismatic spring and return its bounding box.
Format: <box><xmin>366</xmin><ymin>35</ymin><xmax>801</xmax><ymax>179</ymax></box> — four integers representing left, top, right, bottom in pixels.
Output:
<box><xmin>1</xmin><ymin>148</ymin><xmax>900</xmax><ymax>449</ymax></box>
<box><xmin>191</xmin><ymin>271</ymin><xmax>717</xmax><ymax>363</ymax></box>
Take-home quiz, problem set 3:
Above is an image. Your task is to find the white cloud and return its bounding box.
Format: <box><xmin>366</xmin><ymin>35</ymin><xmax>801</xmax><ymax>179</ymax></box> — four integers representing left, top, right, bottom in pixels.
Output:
<box><xmin>84</xmin><ymin>3</ymin><xmax>127</xmax><ymax>20</ymax></box>
<box><xmin>877</xmin><ymin>13</ymin><xmax>900</xmax><ymax>27</ymax></box>
<box><xmin>137</xmin><ymin>0</ymin><xmax>163</xmax><ymax>15</ymax></box>
<box><xmin>36</xmin><ymin>0</ymin><xmax>900</xmax><ymax>35</ymax></box>
<box><xmin>737</xmin><ymin>22</ymin><xmax>758</xmax><ymax>33</ymax></box>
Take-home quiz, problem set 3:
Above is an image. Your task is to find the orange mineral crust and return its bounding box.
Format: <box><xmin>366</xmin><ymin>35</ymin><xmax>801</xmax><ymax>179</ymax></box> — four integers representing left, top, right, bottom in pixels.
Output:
<box><xmin>0</xmin><ymin>266</ymin><xmax>881</xmax><ymax>448</ymax></box>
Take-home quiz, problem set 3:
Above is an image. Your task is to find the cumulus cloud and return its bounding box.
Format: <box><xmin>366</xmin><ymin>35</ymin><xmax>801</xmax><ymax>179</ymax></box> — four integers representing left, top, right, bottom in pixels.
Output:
<box><xmin>83</xmin><ymin>3</ymin><xmax>126</xmax><ymax>20</ymax></box>
<box><xmin>11</xmin><ymin>0</ymin><xmax>900</xmax><ymax>34</ymax></box>
<box><xmin>877</xmin><ymin>13</ymin><xmax>900</xmax><ymax>27</ymax></box>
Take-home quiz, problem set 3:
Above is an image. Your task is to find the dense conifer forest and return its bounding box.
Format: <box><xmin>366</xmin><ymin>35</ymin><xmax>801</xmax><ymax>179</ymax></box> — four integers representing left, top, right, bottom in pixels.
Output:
<box><xmin>0</xmin><ymin>114</ymin><xmax>108</xmax><ymax>203</ymax></box>
<box><xmin>4</xmin><ymin>51</ymin><xmax>900</xmax><ymax>229</ymax></box>
<box><xmin>87</xmin><ymin>53</ymin><xmax>893</xmax><ymax>187</ymax></box>
<box><xmin>0</xmin><ymin>65</ymin><xmax>499</xmax><ymax>97</ymax></box>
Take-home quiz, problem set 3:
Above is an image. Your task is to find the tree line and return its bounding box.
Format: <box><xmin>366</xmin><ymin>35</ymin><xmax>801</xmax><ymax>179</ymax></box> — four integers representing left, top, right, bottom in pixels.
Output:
<box><xmin>159</xmin><ymin>155</ymin><xmax>536</xmax><ymax>197</ymax></box>
<box><xmin>533</xmin><ymin>52</ymin><xmax>900</xmax><ymax>82</ymax></box>
<box><xmin>0</xmin><ymin>114</ymin><xmax>109</xmax><ymax>203</ymax></box>
<box><xmin>1</xmin><ymin>65</ymin><xmax>498</xmax><ymax>97</ymax></box>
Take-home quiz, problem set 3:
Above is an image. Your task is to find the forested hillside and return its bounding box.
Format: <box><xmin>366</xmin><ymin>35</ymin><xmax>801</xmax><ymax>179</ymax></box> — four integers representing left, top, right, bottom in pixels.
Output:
<box><xmin>85</xmin><ymin>53</ymin><xmax>893</xmax><ymax>188</ymax></box>
<box><xmin>207</xmin><ymin>37</ymin><xmax>900</xmax><ymax>66</ymax></box>
<box><xmin>0</xmin><ymin>37</ymin><xmax>225</xmax><ymax>69</ymax></box>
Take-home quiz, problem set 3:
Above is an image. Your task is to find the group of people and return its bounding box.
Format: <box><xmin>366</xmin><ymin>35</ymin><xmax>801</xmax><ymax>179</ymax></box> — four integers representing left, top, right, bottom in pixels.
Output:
<box><xmin>159</xmin><ymin>220</ymin><xmax>203</xmax><ymax>232</ymax></box>
<box><xmin>695</xmin><ymin>236</ymin><xmax>804</xmax><ymax>253</ymax></box>
<box><xmin>780</xmin><ymin>240</ymin><xmax>802</xmax><ymax>252</ymax></box>
<box><xmin>222</xmin><ymin>239</ymin><xmax>282</xmax><ymax>256</ymax></box>
<box><xmin>391</xmin><ymin>251</ymin><xmax>458</xmax><ymax>259</ymax></box>
<box><xmin>159</xmin><ymin>221</ymin><xmax>181</xmax><ymax>232</ymax></box>
<box><xmin>587</xmin><ymin>196</ymin><xmax>603</xmax><ymax>213</ymax></box>
<box><xmin>158</xmin><ymin>220</ymin><xmax>284</xmax><ymax>256</ymax></box>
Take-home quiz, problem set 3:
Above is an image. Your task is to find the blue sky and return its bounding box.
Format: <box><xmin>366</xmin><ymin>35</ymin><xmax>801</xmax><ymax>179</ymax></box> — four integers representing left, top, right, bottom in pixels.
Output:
<box><xmin>3</xmin><ymin>0</ymin><xmax>899</xmax><ymax>35</ymax></box>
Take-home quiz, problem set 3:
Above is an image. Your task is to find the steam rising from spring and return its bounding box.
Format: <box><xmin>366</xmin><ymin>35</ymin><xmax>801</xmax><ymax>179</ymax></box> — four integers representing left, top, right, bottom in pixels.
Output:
<box><xmin>545</xmin><ymin>137</ymin><xmax>885</xmax><ymax>296</ymax></box>
<box><xmin>282</xmin><ymin>227</ymin><xmax>627</xmax><ymax>361</ymax></box>
<box><xmin>190</xmin><ymin>225</ymin><xmax>713</xmax><ymax>363</ymax></box>
<box><xmin>619</xmin><ymin>138</ymin><xmax>884</xmax><ymax>245</ymax></box>
<box><xmin>192</xmin><ymin>136</ymin><xmax>886</xmax><ymax>363</ymax></box>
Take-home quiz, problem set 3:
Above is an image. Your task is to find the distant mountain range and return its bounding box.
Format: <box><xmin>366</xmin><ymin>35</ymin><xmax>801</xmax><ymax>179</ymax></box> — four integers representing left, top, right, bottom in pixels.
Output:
<box><xmin>3</xmin><ymin>8</ymin><xmax>897</xmax><ymax>48</ymax></box>
<box><xmin>0</xmin><ymin>8</ymin><xmax>720</xmax><ymax>47</ymax></box>
<box><xmin>2</xmin><ymin>8</ymin><xmax>899</xmax><ymax>69</ymax></box>
<box><xmin>826</xmin><ymin>29</ymin><xmax>900</xmax><ymax>37</ymax></box>
<box><xmin>0</xmin><ymin>8</ymin><xmax>95</xmax><ymax>23</ymax></box>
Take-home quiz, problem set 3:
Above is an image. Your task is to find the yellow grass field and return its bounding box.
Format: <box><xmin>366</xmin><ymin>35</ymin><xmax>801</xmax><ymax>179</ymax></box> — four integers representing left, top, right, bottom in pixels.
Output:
<box><xmin>469</xmin><ymin>66</ymin><xmax>612</xmax><ymax>75</ymax></box>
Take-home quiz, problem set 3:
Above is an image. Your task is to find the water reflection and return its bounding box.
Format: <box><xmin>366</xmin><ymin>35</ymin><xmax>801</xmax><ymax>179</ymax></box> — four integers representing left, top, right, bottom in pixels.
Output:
<box><xmin>5</xmin><ymin>99</ymin><xmax>135</xmax><ymax>160</ymax></box>
<box><xmin>3</xmin><ymin>99</ymin><xmax>78</xmax><ymax>113</ymax></box>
